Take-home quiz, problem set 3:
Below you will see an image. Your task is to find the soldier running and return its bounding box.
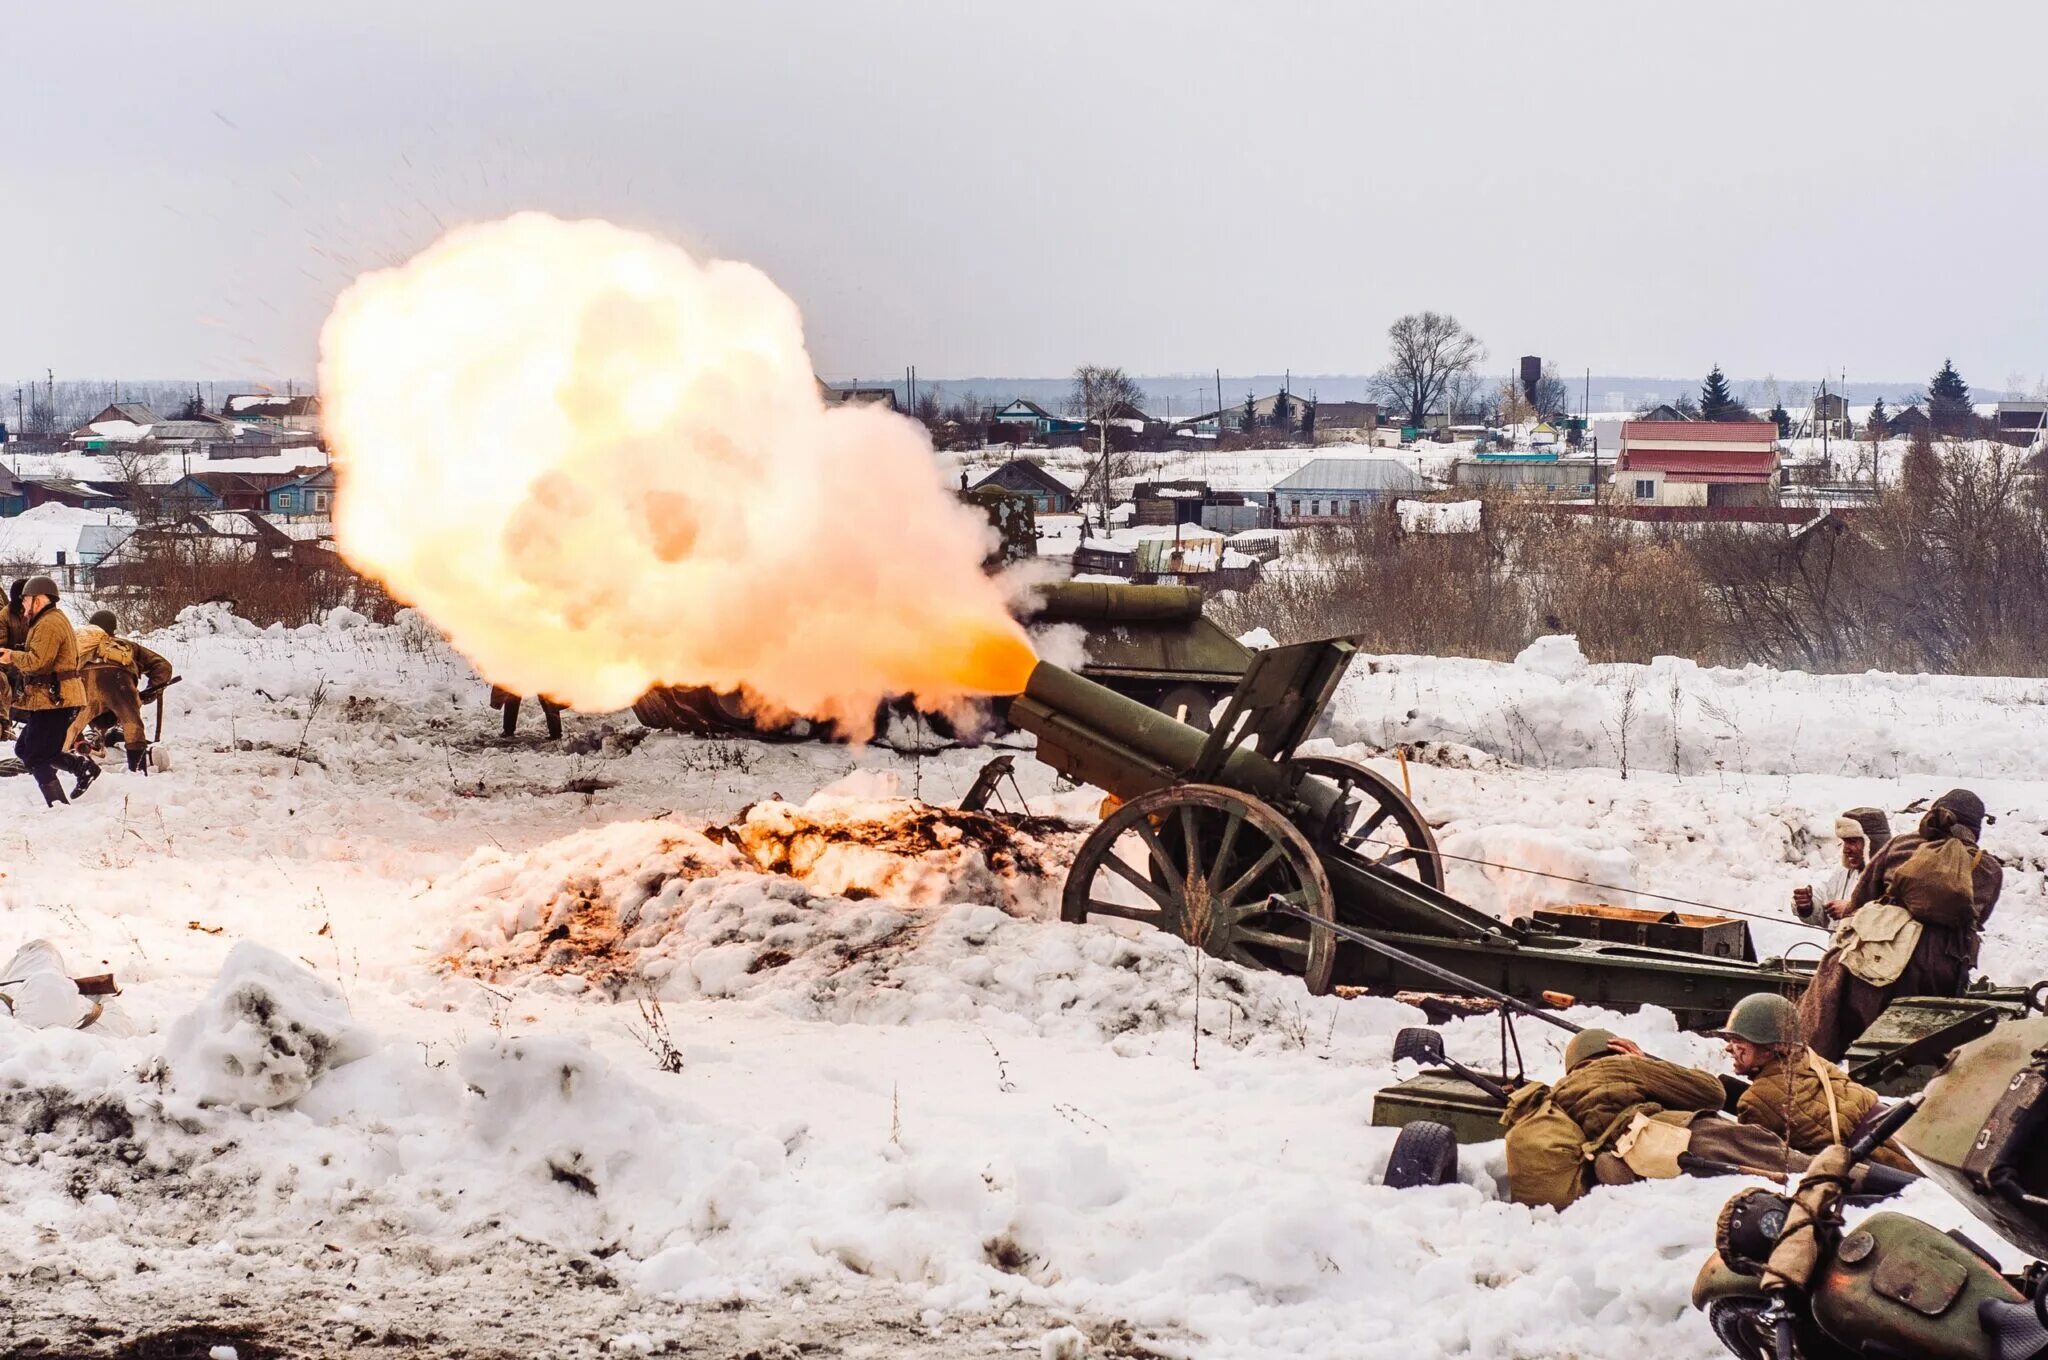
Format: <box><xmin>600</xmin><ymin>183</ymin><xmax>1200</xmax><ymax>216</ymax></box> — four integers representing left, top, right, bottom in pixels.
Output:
<box><xmin>0</xmin><ymin>577</ymin><xmax>100</xmax><ymax>806</ymax></box>
<box><xmin>70</xmin><ymin>610</ymin><xmax>176</xmax><ymax>772</ymax></box>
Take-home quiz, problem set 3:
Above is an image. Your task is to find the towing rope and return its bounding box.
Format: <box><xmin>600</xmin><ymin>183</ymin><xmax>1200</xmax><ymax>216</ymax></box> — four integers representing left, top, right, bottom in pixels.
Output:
<box><xmin>1349</xmin><ymin>834</ymin><xmax>1832</xmax><ymax>935</ymax></box>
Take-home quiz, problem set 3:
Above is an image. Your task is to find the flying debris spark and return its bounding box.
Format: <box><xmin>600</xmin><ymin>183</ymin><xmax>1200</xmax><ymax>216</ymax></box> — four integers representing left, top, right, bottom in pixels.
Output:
<box><xmin>320</xmin><ymin>213</ymin><xmax>1035</xmax><ymax>726</ymax></box>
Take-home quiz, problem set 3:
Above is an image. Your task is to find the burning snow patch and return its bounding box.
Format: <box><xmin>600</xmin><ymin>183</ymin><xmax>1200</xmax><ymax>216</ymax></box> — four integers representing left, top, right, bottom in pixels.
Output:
<box><xmin>711</xmin><ymin>798</ymin><xmax>1073</xmax><ymax>913</ymax></box>
<box><xmin>438</xmin><ymin>797</ymin><xmax>1078</xmax><ymax>995</ymax></box>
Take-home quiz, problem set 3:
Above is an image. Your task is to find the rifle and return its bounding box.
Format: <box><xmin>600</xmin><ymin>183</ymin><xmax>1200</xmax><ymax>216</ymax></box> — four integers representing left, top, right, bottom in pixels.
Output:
<box><xmin>145</xmin><ymin>675</ymin><xmax>183</xmax><ymax>744</ymax></box>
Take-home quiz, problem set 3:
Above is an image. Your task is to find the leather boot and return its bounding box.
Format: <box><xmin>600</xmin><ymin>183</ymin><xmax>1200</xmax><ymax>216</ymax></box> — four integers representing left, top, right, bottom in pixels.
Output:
<box><xmin>33</xmin><ymin>767</ymin><xmax>68</xmax><ymax>806</ymax></box>
<box><xmin>127</xmin><ymin>743</ymin><xmax>150</xmax><ymax>774</ymax></box>
<box><xmin>68</xmin><ymin>755</ymin><xmax>101</xmax><ymax>800</ymax></box>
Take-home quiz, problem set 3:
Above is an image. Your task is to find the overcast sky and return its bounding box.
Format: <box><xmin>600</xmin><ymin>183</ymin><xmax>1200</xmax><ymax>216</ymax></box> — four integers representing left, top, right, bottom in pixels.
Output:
<box><xmin>10</xmin><ymin>0</ymin><xmax>2047</xmax><ymax>389</ymax></box>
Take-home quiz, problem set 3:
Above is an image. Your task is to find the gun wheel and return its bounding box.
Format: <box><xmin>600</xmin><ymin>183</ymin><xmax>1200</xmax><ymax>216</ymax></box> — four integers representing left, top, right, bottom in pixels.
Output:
<box><xmin>1289</xmin><ymin>755</ymin><xmax>1444</xmax><ymax>891</ymax></box>
<box><xmin>1062</xmin><ymin>783</ymin><xmax>1336</xmax><ymax>995</ymax></box>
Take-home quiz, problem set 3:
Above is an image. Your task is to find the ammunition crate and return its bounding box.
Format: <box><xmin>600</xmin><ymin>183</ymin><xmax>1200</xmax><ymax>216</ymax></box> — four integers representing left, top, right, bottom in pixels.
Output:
<box><xmin>1371</xmin><ymin>1069</ymin><xmax>1513</xmax><ymax>1145</ymax></box>
<box><xmin>1532</xmin><ymin>903</ymin><xmax>1754</xmax><ymax>961</ymax></box>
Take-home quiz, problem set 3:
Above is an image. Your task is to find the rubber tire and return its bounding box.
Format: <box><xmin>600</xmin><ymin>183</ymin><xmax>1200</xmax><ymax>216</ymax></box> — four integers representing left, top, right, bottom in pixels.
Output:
<box><xmin>1383</xmin><ymin>1120</ymin><xmax>1459</xmax><ymax>1189</ymax></box>
<box><xmin>1704</xmin><ymin>1298</ymin><xmax>1777</xmax><ymax>1360</ymax></box>
<box><xmin>1392</xmin><ymin>1026</ymin><xmax>1446</xmax><ymax>1065</ymax></box>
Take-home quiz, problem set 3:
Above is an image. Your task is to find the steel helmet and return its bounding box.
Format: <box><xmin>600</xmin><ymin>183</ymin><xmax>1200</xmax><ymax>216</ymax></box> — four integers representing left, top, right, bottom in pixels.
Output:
<box><xmin>1563</xmin><ymin>1027</ymin><xmax>1617</xmax><ymax>1070</ymax></box>
<box><xmin>1711</xmin><ymin>993</ymin><xmax>1801</xmax><ymax>1046</ymax></box>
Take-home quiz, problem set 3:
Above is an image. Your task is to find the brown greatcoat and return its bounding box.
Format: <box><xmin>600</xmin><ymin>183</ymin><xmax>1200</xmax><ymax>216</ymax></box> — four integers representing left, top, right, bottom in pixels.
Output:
<box><xmin>1502</xmin><ymin>1053</ymin><xmax>1727</xmax><ymax>1208</ymax></box>
<box><xmin>68</xmin><ymin>629</ymin><xmax>176</xmax><ymax>750</ymax></box>
<box><xmin>0</xmin><ymin>604</ymin><xmax>20</xmax><ymax>725</ymax></box>
<box><xmin>11</xmin><ymin>607</ymin><xmax>85</xmax><ymax>711</ymax></box>
<box><xmin>1796</xmin><ymin>825</ymin><xmax>2003</xmax><ymax>1062</ymax></box>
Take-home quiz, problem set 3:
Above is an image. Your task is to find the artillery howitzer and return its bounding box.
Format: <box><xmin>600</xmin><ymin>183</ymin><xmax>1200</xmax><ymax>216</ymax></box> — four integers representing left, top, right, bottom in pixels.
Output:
<box><xmin>1008</xmin><ymin>635</ymin><xmax>1811</xmax><ymax>1022</ymax></box>
<box><xmin>1008</xmin><ymin>635</ymin><xmax>2039</xmax><ymax>1114</ymax></box>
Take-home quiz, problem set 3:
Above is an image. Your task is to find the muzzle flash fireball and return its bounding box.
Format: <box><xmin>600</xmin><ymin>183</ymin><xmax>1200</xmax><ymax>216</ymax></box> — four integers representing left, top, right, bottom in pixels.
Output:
<box><xmin>319</xmin><ymin>212</ymin><xmax>1034</xmax><ymax>730</ymax></box>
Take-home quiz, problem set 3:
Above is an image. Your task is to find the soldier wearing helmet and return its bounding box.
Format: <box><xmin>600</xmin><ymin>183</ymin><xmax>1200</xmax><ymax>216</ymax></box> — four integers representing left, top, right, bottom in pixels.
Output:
<box><xmin>1713</xmin><ymin>992</ymin><xmax>1912</xmax><ymax>1172</ymax></box>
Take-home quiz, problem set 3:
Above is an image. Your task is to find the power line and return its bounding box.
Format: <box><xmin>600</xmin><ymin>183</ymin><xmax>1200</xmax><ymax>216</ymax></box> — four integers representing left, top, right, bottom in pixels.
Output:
<box><xmin>1350</xmin><ymin>835</ymin><xmax>1831</xmax><ymax>934</ymax></box>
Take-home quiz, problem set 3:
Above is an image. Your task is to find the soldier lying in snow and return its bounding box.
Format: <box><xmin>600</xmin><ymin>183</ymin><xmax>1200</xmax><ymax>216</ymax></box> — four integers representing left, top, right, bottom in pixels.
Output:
<box><xmin>1500</xmin><ymin>1001</ymin><xmax>1913</xmax><ymax>1211</ymax></box>
<box><xmin>66</xmin><ymin>611</ymin><xmax>175</xmax><ymax>773</ymax></box>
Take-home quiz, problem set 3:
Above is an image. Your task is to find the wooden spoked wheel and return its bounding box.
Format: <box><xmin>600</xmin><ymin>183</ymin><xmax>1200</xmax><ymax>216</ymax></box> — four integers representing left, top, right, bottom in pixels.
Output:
<box><xmin>1291</xmin><ymin>755</ymin><xmax>1444</xmax><ymax>892</ymax></box>
<box><xmin>1061</xmin><ymin>783</ymin><xmax>1337</xmax><ymax>995</ymax></box>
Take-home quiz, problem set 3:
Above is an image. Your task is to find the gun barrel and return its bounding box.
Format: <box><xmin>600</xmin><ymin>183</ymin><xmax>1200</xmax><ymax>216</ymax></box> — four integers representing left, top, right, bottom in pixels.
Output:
<box><xmin>1012</xmin><ymin>660</ymin><xmax>1334</xmax><ymax>816</ymax></box>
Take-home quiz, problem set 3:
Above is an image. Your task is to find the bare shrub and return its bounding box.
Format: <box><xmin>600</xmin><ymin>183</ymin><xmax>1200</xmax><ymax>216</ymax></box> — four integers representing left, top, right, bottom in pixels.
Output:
<box><xmin>1219</xmin><ymin>448</ymin><xmax>2048</xmax><ymax>678</ymax></box>
<box><xmin>97</xmin><ymin>540</ymin><xmax>397</xmax><ymax>631</ymax></box>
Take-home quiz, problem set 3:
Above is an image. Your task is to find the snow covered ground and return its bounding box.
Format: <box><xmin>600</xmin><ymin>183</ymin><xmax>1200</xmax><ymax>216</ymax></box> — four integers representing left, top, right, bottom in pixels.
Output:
<box><xmin>2</xmin><ymin>612</ymin><xmax>2043</xmax><ymax>1357</ymax></box>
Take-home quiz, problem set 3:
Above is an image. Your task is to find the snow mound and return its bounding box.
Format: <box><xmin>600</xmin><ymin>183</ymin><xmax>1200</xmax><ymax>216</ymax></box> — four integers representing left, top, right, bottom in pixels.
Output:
<box><xmin>453</xmin><ymin>1035</ymin><xmax>772</xmax><ymax>1260</ymax></box>
<box><xmin>163</xmin><ymin>942</ymin><xmax>375</xmax><ymax>1108</ymax></box>
<box><xmin>161</xmin><ymin>601</ymin><xmax>264</xmax><ymax>639</ymax></box>
<box><xmin>1326</xmin><ymin>648</ymin><xmax>2048</xmax><ymax>781</ymax></box>
<box><xmin>1513</xmin><ymin>633</ymin><xmax>1587</xmax><ymax>681</ymax></box>
<box><xmin>437</xmin><ymin>815</ymin><xmax>1402</xmax><ymax>1050</ymax></box>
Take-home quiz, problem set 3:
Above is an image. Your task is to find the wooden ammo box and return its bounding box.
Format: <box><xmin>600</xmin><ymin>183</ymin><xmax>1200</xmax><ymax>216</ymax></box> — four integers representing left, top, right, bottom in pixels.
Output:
<box><xmin>1531</xmin><ymin>903</ymin><xmax>1754</xmax><ymax>962</ymax></box>
<box><xmin>1371</xmin><ymin>1069</ymin><xmax>1513</xmax><ymax>1145</ymax></box>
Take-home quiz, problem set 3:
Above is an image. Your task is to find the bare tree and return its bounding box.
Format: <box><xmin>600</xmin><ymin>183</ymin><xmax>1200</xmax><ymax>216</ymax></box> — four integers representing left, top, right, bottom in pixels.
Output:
<box><xmin>1527</xmin><ymin>363</ymin><xmax>1573</xmax><ymax>420</ymax></box>
<box><xmin>1373</xmin><ymin>312</ymin><xmax>1484</xmax><ymax>429</ymax></box>
<box><xmin>1068</xmin><ymin>365</ymin><xmax>1146</xmax><ymax>524</ymax></box>
<box><xmin>113</xmin><ymin>440</ymin><xmax>171</xmax><ymax>522</ymax></box>
<box><xmin>1496</xmin><ymin>375</ymin><xmax>1536</xmax><ymax>427</ymax></box>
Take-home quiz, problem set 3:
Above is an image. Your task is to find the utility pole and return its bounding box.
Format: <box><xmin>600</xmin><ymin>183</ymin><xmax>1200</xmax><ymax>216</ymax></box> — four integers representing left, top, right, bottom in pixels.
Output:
<box><xmin>1820</xmin><ymin>377</ymin><xmax>1829</xmax><ymax>471</ymax></box>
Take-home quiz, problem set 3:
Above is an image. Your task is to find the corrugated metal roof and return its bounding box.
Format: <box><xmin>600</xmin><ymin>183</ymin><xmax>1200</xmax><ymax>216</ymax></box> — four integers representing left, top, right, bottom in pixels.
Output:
<box><xmin>1620</xmin><ymin>420</ymin><xmax>1777</xmax><ymax>443</ymax></box>
<box><xmin>1271</xmin><ymin>458</ymin><xmax>1426</xmax><ymax>493</ymax></box>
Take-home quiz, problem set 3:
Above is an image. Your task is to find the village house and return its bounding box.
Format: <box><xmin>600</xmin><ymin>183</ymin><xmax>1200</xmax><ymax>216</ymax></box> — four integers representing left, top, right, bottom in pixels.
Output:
<box><xmin>68</xmin><ymin>402</ymin><xmax>244</xmax><ymax>451</ymax></box>
<box><xmin>68</xmin><ymin>403</ymin><xmax>163</xmax><ymax>447</ymax></box>
<box><xmin>1811</xmin><ymin>392</ymin><xmax>1852</xmax><ymax>439</ymax></box>
<box><xmin>1173</xmin><ymin>391</ymin><xmax>1310</xmax><ymax>437</ymax></box>
<box><xmin>1309</xmin><ymin>401</ymin><xmax>1380</xmax><ymax>444</ymax></box>
<box><xmin>1887</xmin><ymin>403</ymin><xmax>1932</xmax><ymax>439</ymax></box>
<box><xmin>1269</xmin><ymin>457</ymin><xmax>1427</xmax><ymax>525</ymax></box>
<box><xmin>21</xmin><ymin>478</ymin><xmax>119</xmax><ymax>513</ymax></box>
<box><xmin>1993</xmin><ymin>400</ymin><xmax>2047</xmax><ymax>447</ymax></box>
<box><xmin>1616</xmin><ymin>420</ymin><xmax>1779</xmax><ymax>508</ymax></box>
<box><xmin>1132</xmin><ymin>479</ymin><xmax>1209</xmax><ymax>526</ymax></box>
<box><xmin>992</xmin><ymin>399</ymin><xmax>1084</xmax><ymax>438</ymax></box>
<box><xmin>968</xmin><ymin>459</ymin><xmax>1077</xmax><ymax>514</ymax></box>
<box><xmin>0</xmin><ymin>503</ymin><xmax>137</xmax><ymax>594</ymax></box>
<box><xmin>222</xmin><ymin>393</ymin><xmax>323</xmax><ymax>437</ymax></box>
<box><xmin>266</xmin><ymin>467</ymin><xmax>337</xmax><ymax>518</ymax></box>
<box><xmin>161</xmin><ymin>470</ymin><xmax>303</xmax><ymax>516</ymax></box>
<box><xmin>1450</xmin><ymin>453</ymin><xmax>1604</xmax><ymax>497</ymax></box>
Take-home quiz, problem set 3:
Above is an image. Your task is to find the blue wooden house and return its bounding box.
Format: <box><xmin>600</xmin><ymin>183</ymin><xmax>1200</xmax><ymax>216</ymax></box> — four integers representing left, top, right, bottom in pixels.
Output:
<box><xmin>267</xmin><ymin>467</ymin><xmax>336</xmax><ymax>518</ymax></box>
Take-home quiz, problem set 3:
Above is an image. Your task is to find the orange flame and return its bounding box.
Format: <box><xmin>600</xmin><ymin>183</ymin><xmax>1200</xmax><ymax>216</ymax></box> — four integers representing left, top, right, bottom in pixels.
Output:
<box><xmin>318</xmin><ymin>213</ymin><xmax>1033</xmax><ymax>728</ymax></box>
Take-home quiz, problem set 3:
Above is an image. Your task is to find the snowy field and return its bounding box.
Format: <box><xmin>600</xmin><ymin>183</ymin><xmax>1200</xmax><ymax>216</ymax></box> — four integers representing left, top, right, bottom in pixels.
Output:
<box><xmin>3</xmin><ymin>610</ymin><xmax>2045</xmax><ymax>1358</ymax></box>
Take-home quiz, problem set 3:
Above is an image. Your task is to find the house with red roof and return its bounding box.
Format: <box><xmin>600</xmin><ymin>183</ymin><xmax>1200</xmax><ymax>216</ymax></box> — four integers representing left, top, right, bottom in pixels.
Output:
<box><xmin>1617</xmin><ymin>420</ymin><xmax>1780</xmax><ymax>507</ymax></box>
